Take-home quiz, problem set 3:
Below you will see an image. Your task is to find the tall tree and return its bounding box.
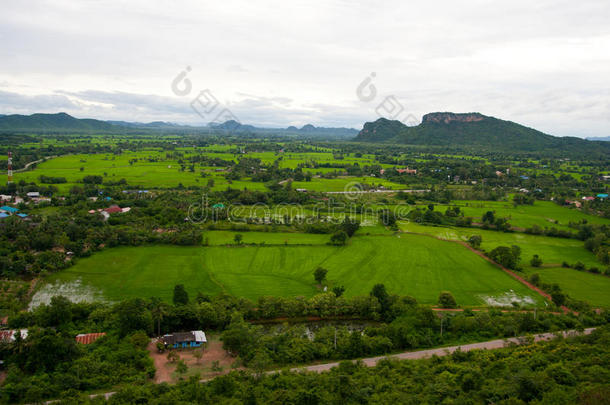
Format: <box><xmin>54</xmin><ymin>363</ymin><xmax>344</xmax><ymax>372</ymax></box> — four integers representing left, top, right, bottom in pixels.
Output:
<box><xmin>173</xmin><ymin>284</ymin><xmax>189</xmax><ymax>306</ymax></box>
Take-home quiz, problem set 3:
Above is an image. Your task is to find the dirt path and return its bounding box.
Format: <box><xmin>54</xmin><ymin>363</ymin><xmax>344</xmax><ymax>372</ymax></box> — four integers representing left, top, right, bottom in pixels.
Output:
<box><xmin>14</xmin><ymin>155</ymin><xmax>58</xmax><ymax>172</ymax></box>
<box><xmin>281</xmin><ymin>328</ymin><xmax>596</xmax><ymax>373</ymax></box>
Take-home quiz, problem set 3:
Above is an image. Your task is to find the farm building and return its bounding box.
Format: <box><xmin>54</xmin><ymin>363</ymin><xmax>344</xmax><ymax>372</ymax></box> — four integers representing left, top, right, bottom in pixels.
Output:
<box><xmin>162</xmin><ymin>330</ymin><xmax>207</xmax><ymax>349</ymax></box>
<box><xmin>0</xmin><ymin>206</ymin><xmax>19</xmax><ymax>214</ymax></box>
<box><xmin>75</xmin><ymin>332</ymin><xmax>107</xmax><ymax>344</ymax></box>
<box><xmin>0</xmin><ymin>329</ymin><xmax>28</xmax><ymax>343</ymax></box>
<box><xmin>104</xmin><ymin>205</ymin><xmax>123</xmax><ymax>214</ymax></box>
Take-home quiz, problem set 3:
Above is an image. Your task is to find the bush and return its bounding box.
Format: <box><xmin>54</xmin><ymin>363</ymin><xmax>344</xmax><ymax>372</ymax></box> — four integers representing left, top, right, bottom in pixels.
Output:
<box><xmin>467</xmin><ymin>235</ymin><xmax>482</xmax><ymax>249</ymax></box>
<box><xmin>438</xmin><ymin>291</ymin><xmax>458</xmax><ymax>308</ymax></box>
<box><xmin>530</xmin><ymin>255</ymin><xmax>543</xmax><ymax>267</ymax></box>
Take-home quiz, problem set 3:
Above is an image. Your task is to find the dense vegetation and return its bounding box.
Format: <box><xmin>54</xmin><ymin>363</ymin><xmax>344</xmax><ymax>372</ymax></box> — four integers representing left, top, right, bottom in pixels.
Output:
<box><xmin>2</xmin><ymin>288</ymin><xmax>608</xmax><ymax>403</ymax></box>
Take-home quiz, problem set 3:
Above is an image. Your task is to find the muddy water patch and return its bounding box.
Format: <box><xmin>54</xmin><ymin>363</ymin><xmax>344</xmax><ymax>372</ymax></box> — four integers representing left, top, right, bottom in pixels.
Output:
<box><xmin>29</xmin><ymin>279</ymin><xmax>108</xmax><ymax>309</ymax></box>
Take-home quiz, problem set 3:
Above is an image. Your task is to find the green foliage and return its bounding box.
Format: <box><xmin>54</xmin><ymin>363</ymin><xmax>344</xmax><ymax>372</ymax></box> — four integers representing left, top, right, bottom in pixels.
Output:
<box><xmin>468</xmin><ymin>235</ymin><xmax>482</xmax><ymax>249</ymax></box>
<box><xmin>314</xmin><ymin>267</ymin><xmax>328</xmax><ymax>284</ymax></box>
<box><xmin>489</xmin><ymin>245</ymin><xmax>521</xmax><ymax>270</ymax></box>
<box><xmin>438</xmin><ymin>291</ymin><xmax>458</xmax><ymax>308</ymax></box>
<box><xmin>330</xmin><ymin>230</ymin><xmax>348</xmax><ymax>245</ymax></box>
<box><xmin>530</xmin><ymin>254</ymin><xmax>543</xmax><ymax>267</ymax></box>
<box><xmin>173</xmin><ymin>284</ymin><xmax>189</xmax><ymax>306</ymax></box>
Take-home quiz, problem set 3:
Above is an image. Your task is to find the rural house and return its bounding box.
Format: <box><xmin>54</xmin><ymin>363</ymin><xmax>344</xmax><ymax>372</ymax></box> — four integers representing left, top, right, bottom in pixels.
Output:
<box><xmin>162</xmin><ymin>330</ymin><xmax>207</xmax><ymax>349</ymax></box>
<box><xmin>0</xmin><ymin>329</ymin><xmax>28</xmax><ymax>343</ymax></box>
<box><xmin>75</xmin><ymin>332</ymin><xmax>107</xmax><ymax>344</ymax></box>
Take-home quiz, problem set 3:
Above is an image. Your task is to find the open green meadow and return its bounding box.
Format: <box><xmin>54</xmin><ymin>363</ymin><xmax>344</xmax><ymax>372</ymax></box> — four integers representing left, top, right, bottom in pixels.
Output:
<box><xmin>429</xmin><ymin>200</ymin><xmax>610</xmax><ymax>231</ymax></box>
<box><xmin>39</xmin><ymin>233</ymin><xmax>541</xmax><ymax>306</ymax></box>
<box><xmin>399</xmin><ymin>221</ymin><xmax>610</xmax><ymax>307</ymax></box>
<box><xmin>202</xmin><ymin>230</ymin><xmax>331</xmax><ymax>245</ymax></box>
<box><xmin>12</xmin><ymin>150</ymin><xmax>409</xmax><ymax>192</ymax></box>
<box><xmin>399</xmin><ymin>221</ymin><xmax>601</xmax><ymax>267</ymax></box>
<box><xmin>522</xmin><ymin>267</ymin><xmax>610</xmax><ymax>307</ymax></box>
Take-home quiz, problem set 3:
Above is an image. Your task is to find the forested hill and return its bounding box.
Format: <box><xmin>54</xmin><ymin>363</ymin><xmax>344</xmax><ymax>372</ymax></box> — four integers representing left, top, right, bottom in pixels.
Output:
<box><xmin>0</xmin><ymin>112</ymin><xmax>118</xmax><ymax>132</ymax></box>
<box><xmin>0</xmin><ymin>113</ymin><xmax>358</xmax><ymax>138</ymax></box>
<box><xmin>355</xmin><ymin>112</ymin><xmax>610</xmax><ymax>155</ymax></box>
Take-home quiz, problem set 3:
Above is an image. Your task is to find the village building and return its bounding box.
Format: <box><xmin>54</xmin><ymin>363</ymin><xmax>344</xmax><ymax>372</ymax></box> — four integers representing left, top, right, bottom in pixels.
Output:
<box><xmin>75</xmin><ymin>333</ymin><xmax>107</xmax><ymax>344</ymax></box>
<box><xmin>0</xmin><ymin>329</ymin><xmax>28</xmax><ymax>343</ymax></box>
<box><xmin>161</xmin><ymin>330</ymin><xmax>207</xmax><ymax>349</ymax></box>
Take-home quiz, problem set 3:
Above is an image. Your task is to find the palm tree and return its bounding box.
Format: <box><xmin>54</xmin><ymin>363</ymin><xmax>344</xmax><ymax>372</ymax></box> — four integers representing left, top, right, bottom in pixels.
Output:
<box><xmin>150</xmin><ymin>297</ymin><xmax>169</xmax><ymax>337</ymax></box>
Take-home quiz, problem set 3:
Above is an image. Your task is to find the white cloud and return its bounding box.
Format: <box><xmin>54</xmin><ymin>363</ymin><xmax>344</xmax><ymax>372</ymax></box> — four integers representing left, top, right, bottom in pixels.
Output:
<box><xmin>0</xmin><ymin>0</ymin><xmax>609</xmax><ymax>136</ymax></box>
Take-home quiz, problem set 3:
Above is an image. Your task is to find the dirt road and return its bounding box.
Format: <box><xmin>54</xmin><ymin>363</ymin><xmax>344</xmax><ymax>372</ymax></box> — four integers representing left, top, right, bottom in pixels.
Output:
<box><xmin>282</xmin><ymin>328</ymin><xmax>596</xmax><ymax>373</ymax></box>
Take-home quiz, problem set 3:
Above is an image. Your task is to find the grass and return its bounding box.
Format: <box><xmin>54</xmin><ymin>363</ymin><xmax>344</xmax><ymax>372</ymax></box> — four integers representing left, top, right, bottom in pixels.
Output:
<box><xmin>202</xmin><ymin>231</ymin><xmax>330</xmax><ymax>245</ymax></box>
<box><xmin>522</xmin><ymin>267</ymin><xmax>610</xmax><ymax>307</ymax></box>
<box><xmin>399</xmin><ymin>221</ymin><xmax>602</xmax><ymax>267</ymax></box>
<box><xmin>12</xmin><ymin>151</ymin><xmax>409</xmax><ymax>192</ymax></box>
<box><xmin>429</xmin><ymin>200</ymin><xmax>610</xmax><ymax>231</ymax></box>
<box><xmin>399</xmin><ymin>221</ymin><xmax>610</xmax><ymax>308</ymax></box>
<box><xmin>42</xmin><ymin>234</ymin><xmax>542</xmax><ymax>306</ymax></box>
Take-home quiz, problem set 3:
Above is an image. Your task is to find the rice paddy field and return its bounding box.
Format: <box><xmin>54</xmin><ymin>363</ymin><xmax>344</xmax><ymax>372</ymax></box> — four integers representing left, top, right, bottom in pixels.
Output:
<box><xmin>399</xmin><ymin>222</ymin><xmax>610</xmax><ymax>307</ymax></box>
<box><xmin>12</xmin><ymin>150</ymin><xmax>409</xmax><ymax>192</ymax></box>
<box><xmin>521</xmin><ymin>267</ymin><xmax>610</xmax><ymax>308</ymax></box>
<box><xmin>37</xmin><ymin>232</ymin><xmax>542</xmax><ymax>307</ymax></box>
<box><xmin>399</xmin><ymin>222</ymin><xmax>601</xmax><ymax>267</ymax></box>
<box><xmin>426</xmin><ymin>200</ymin><xmax>610</xmax><ymax>231</ymax></box>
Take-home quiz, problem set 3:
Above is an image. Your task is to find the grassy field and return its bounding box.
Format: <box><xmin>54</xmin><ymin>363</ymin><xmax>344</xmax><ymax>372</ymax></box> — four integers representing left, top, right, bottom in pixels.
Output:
<box><xmin>202</xmin><ymin>230</ymin><xmax>331</xmax><ymax>245</ymax></box>
<box><xmin>39</xmin><ymin>233</ymin><xmax>542</xmax><ymax>307</ymax></box>
<box><xmin>522</xmin><ymin>267</ymin><xmax>610</xmax><ymax>307</ymax></box>
<box><xmin>399</xmin><ymin>221</ymin><xmax>610</xmax><ymax>307</ymax></box>
<box><xmin>12</xmin><ymin>151</ymin><xmax>409</xmax><ymax>192</ymax></box>
<box><xmin>399</xmin><ymin>222</ymin><xmax>601</xmax><ymax>267</ymax></box>
<box><xmin>429</xmin><ymin>200</ymin><xmax>610</xmax><ymax>231</ymax></box>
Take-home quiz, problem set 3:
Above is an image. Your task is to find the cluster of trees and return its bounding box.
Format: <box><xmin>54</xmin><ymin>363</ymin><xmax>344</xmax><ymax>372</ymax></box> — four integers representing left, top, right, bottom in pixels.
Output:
<box><xmin>488</xmin><ymin>245</ymin><xmax>522</xmax><ymax>270</ymax></box>
<box><xmin>0</xmin><ymin>296</ymin><xmax>154</xmax><ymax>403</ymax></box>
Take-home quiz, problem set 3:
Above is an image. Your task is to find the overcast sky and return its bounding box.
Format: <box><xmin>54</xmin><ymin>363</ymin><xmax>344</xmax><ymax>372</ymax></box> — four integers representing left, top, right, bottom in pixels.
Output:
<box><xmin>1</xmin><ymin>0</ymin><xmax>609</xmax><ymax>137</ymax></box>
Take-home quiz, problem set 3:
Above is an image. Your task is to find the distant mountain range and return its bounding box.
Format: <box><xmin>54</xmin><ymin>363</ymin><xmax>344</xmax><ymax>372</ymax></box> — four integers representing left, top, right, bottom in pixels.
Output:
<box><xmin>586</xmin><ymin>136</ymin><xmax>610</xmax><ymax>142</ymax></box>
<box><xmin>0</xmin><ymin>112</ymin><xmax>116</xmax><ymax>132</ymax></box>
<box><xmin>0</xmin><ymin>112</ymin><xmax>358</xmax><ymax>138</ymax></box>
<box><xmin>1</xmin><ymin>111</ymin><xmax>608</xmax><ymax>155</ymax></box>
<box><xmin>355</xmin><ymin>112</ymin><xmax>610</xmax><ymax>155</ymax></box>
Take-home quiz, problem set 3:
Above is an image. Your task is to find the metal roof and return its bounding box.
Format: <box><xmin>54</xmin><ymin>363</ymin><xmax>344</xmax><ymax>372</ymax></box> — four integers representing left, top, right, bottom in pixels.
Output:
<box><xmin>0</xmin><ymin>329</ymin><xmax>28</xmax><ymax>343</ymax></box>
<box><xmin>162</xmin><ymin>330</ymin><xmax>207</xmax><ymax>345</ymax></box>
<box><xmin>75</xmin><ymin>332</ymin><xmax>107</xmax><ymax>344</ymax></box>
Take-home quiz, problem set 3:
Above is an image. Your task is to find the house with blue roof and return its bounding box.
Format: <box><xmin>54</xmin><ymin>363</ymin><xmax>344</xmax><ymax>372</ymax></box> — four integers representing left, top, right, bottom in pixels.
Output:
<box><xmin>0</xmin><ymin>206</ymin><xmax>19</xmax><ymax>214</ymax></box>
<box><xmin>597</xmin><ymin>193</ymin><xmax>608</xmax><ymax>199</ymax></box>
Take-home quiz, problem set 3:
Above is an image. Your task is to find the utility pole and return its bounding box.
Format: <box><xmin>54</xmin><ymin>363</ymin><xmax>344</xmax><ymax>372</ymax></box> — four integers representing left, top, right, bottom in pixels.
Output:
<box><xmin>7</xmin><ymin>151</ymin><xmax>13</xmax><ymax>184</ymax></box>
<box><xmin>334</xmin><ymin>327</ymin><xmax>337</xmax><ymax>350</ymax></box>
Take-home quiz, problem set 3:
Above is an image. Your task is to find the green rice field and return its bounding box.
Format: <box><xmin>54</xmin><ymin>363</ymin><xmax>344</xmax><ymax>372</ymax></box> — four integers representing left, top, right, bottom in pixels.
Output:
<box><xmin>38</xmin><ymin>233</ymin><xmax>542</xmax><ymax>306</ymax></box>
